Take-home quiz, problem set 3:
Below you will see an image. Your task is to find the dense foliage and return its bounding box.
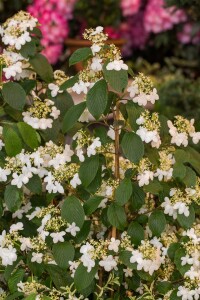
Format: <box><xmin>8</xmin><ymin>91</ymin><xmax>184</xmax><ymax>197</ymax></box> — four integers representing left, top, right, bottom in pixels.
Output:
<box><xmin>0</xmin><ymin>11</ymin><xmax>200</xmax><ymax>300</ymax></box>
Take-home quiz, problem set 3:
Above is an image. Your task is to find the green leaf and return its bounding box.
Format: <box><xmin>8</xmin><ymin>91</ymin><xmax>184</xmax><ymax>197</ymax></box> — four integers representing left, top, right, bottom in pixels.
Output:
<box><xmin>156</xmin><ymin>281</ymin><xmax>172</xmax><ymax>295</ymax></box>
<box><xmin>19</xmin><ymin>79</ymin><xmax>36</xmax><ymax>94</ymax></box>
<box><xmin>121</xmin><ymin>132</ymin><xmax>144</xmax><ymax>163</ymax></box>
<box><xmin>167</xmin><ymin>243</ymin><xmax>181</xmax><ymax>261</ymax></box>
<box><xmin>3</xmin><ymin>127</ymin><xmax>22</xmax><ymax>156</ymax></box>
<box><xmin>127</xmin><ymin>221</ymin><xmax>144</xmax><ymax>245</ymax></box>
<box><xmin>26</xmin><ymin>175</ymin><xmax>42</xmax><ymax>194</ymax></box>
<box><xmin>74</xmin><ymin>263</ymin><xmax>98</xmax><ymax>292</ymax></box>
<box><xmin>61</xmin><ymin>195</ymin><xmax>85</xmax><ymax>228</ymax></box>
<box><xmin>173</xmin><ymin>162</ymin><xmax>186</xmax><ymax>180</ymax></box>
<box><xmin>79</xmin><ymin>155</ymin><xmax>99</xmax><ymax>187</ymax></box>
<box><xmin>170</xmin><ymin>289</ymin><xmax>181</xmax><ymax>300</ymax></box>
<box><xmin>119</xmin><ymin>250</ymin><xmax>137</xmax><ymax>269</ymax></box>
<box><xmin>143</xmin><ymin>180</ymin><xmax>163</xmax><ymax>194</ymax></box>
<box><xmin>86</xmin><ymin>79</ymin><xmax>108</xmax><ymax>119</ymax></box>
<box><xmin>8</xmin><ymin>268</ymin><xmax>25</xmax><ymax>293</ymax></box>
<box><xmin>2</xmin><ymin>82</ymin><xmax>26</xmax><ymax>110</ymax></box>
<box><xmin>177</xmin><ymin>206</ymin><xmax>195</xmax><ymax>229</ymax></box>
<box><xmin>4</xmin><ymin>185</ymin><xmax>23</xmax><ymax>212</ymax></box>
<box><xmin>182</xmin><ymin>166</ymin><xmax>197</xmax><ymax>187</ymax></box>
<box><xmin>107</xmin><ymin>203</ymin><xmax>127</xmax><ymax>230</ymax></box>
<box><xmin>45</xmin><ymin>265</ymin><xmax>71</xmax><ymax>289</ymax></box>
<box><xmin>148</xmin><ymin>210</ymin><xmax>166</xmax><ymax>237</ymax></box>
<box><xmin>25</xmin><ymin>295</ymin><xmax>37</xmax><ymax>300</ymax></box>
<box><xmin>17</xmin><ymin>122</ymin><xmax>39</xmax><ymax>149</ymax></box>
<box><xmin>174</xmin><ymin>248</ymin><xmax>191</xmax><ymax>275</ymax></box>
<box><xmin>130</xmin><ymin>183</ymin><xmax>145</xmax><ymax>210</ymax></box>
<box><xmin>75</xmin><ymin>220</ymin><xmax>91</xmax><ymax>243</ymax></box>
<box><xmin>69</xmin><ymin>47</ymin><xmax>92</xmax><ymax>66</ymax></box>
<box><xmin>126</xmin><ymin>102</ymin><xmax>144</xmax><ymax>131</ymax></box>
<box><xmin>53</xmin><ymin>91</ymin><xmax>74</xmax><ymax>118</ymax></box>
<box><xmin>83</xmin><ymin>195</ymin><xmax>104</xmax><ymax>215</ymax></box>
<box><xmin>20</xmin><ymin>41</ymin><xmax>36</xmax><ymax>58</ymax></box>
<box><xmin>29</xmin><ymin>54</ymin><xmax>54</xmax><ymax>83</ymax></box>
<box><xmin>52</xmin><ymin>242</ymin><xmax>75</xmax><ymax>269</ymax></box>
<box><xmin>174</xmin><ymin>149</ymin><xmax>189</xmax><ymax>163</ymax></box>
<box><xmin>62</xmin><ymin>102</ymin><xmax>86</xmax><ymax>133</ymax></box>
<box><xmin>103</xmin><ymin>64</ymin><xmax>128</xmax><ymax>93</ymax></box>
<box><xmin>115</xmin><ymin>178</ymin><xmax>132</xmax><ymax>206</ymax></box>
<box><xmin>60</xmin><ymin>74</ymin><xmax>79</xmax><ymax>90</ymax></box>
<box><xmin>186</xmin><ymin>147</ymin><xmax>200</xmax><ymax>175</ymax></box>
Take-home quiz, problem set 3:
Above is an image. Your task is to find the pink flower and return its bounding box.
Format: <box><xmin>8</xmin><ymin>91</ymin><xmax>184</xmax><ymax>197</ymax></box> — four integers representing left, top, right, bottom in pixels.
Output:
<box><xmin>28</xmin><ymin>0</ymin><xmax>76</xmax><ymax>64</ymax></box>
<box><xmin>144</xmin><ymin>0</ymin><xmax>187</xmax><ymax>34</ymax></box>
<box><xmin>177</xmin><ymin>22</ymin><xmax>200</xmax><ymax>44</ymax></box>
<box><xmin>121</xmin><ymin>0</ymin><xmax>141</xmax><ymax>17</ymax></box>
<box><xmin>104</xmin><ymin>27</ymin><xmax>122</xmax><ymax>39</ymax></box>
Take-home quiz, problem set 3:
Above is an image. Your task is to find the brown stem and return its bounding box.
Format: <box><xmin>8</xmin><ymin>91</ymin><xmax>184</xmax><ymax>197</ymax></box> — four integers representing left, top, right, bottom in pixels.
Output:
<box><xmin>111</xmin><ymin>101</ymin><xmax>120</xmax><ymax>239</ymax></box>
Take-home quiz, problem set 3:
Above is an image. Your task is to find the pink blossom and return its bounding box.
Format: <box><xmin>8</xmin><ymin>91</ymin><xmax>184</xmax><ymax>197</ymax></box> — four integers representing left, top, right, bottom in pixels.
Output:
<box><xmin>121</xmin><ymin>0</ymin><xmax>141</xmax><ymax>17</ymax></box>
<box><xmin>28</xmin><ymin>0</ymin><xmax>76</xmax><ymax>64</ymax></box>
<box><xmin>144</xmin><ymin>0</ymin><xmax>187</xmax><ymax>34</ymax></box>
<box><xmin>104</xmin><ymin>27</ymin><xmax>122</xmax><ymax>40</ymax></box>
<box><xmin>177</xmin><ymin>22</ymin><xmax>200</xmax><ymax>44</ymax></box>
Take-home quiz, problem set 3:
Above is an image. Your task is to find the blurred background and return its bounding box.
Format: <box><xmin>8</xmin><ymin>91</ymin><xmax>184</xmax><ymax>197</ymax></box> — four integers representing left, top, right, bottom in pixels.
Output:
<box><xmin>1</xmin><ymin>0</ymin><xmax>200</xmax><ymax>123</ymax></box>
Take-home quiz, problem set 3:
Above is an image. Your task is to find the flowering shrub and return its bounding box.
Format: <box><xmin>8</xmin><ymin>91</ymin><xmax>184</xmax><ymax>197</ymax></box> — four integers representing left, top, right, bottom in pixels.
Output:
<box><xmin>1</xmin><ymin>11</ymin><xmax>200</xmax><ymax>300</ymax></box>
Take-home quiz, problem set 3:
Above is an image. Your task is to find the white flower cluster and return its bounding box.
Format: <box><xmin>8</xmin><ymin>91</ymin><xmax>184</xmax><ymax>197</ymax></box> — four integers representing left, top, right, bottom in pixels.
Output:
<box><xmin>73</xmin><ymin>130</ymin><xmax>102</xmax><ymax>161</ymax></box>
<box><xmin>0</xmin><ymin>11</ymin><xmax>37</xmax><ymax>50</ymax></box>
<box><xmin>106</xmin><ymin>59</ymin><xmax>128</xmax><ymax>71</ymax></box>
<box><xmin>136</xmin><ymin>158</ymin><xmax>154</xmax><ymax>187</ymax></box>
<box><xmin>130</xmin><ymin>239</ymin><xmax>165</xmax><ymax>275</ymax></box>
<box><xmin>70</xmin><ymin>238</ymin><xmax>120</xmax><ymax>274</ymax></box>
<box><xmin>127</xmin><ymin>73</ymin><xmax>159</xmax><ymax>106</ymax></box>
<box><xmin>0</xmin><ymin>11</ymin><xmax>38</xmax><ymax>81</ymax></box>
<box><xmin>154</xmin><ymin>150</ymin><xmax>175</xmax><ymax>181</ymax></box>
<box><xmin>2</xmin><ymin>50</ymin><xmax>34</xmax><ymax>80</ymax></box>
<box><xmin>0</xmin><ymin>141</ymin><xmax>77</xmax><ymax>193</ymax></box>
<box><xmin>136</xmin><ymin>110</ymin><xmax>161</xmax><ymax>148</ymax></box>
<box><xmin>168</xmin><ymin>116</ymin><xmax>200</xmax><ymax>147</ymax></box>
<box><xmin>23</xmin><ymin>97</ymin><xmax>60</xmax><ymax>130</ymax></box>
<box><xmin>161</xmin><ymin>187</ymin><xmax>198</xmax><ymax>219</ymax></box>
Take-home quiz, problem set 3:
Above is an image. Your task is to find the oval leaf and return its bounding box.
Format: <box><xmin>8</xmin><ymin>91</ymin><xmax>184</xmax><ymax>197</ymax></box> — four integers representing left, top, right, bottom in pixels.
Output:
<box><xmin>121</xmin><ymin>132</ymin><xmax>144</xmax><ymax>163</ymax></box>
<box><xmin>115</xmin><ymin>178</ymin><xmax>132</xmax><ymax>206</ymax></box>
<box><xmin>52</xmin><ymin>242</ymin><xmax>75</xmax><ymax>269</ymax></box>
<box><xmin>79</xmin><ymin>155</ymin><xmax>99</xmax><ymax>187</ymax></box>
<box><xmin>62</xmin><ymin>102</ymin><xmax>86</xmax><ymax>133</ymax></box>
<box><xmin>2</xmin><ymin>82</ymin><xmax>26</xmax><ymax>111</ymax></box>
<box><xmin>86</xmin><ymin>79</ymin><xmax>108</xmax><ymax>120</ymax></box>
<box><xmin>148</xmin><ymin>210</ymin><xmax>166</xmax><ymax>237</ymax></box>
<box><xmin>61</xmin><ymin>195</ymin><xmax>85</xmax><ymax>228</ymax></box>
<box><xmin>17</xmin><ymin>122</ymin><xmax>39</xmax><ymax>149</ymax></box>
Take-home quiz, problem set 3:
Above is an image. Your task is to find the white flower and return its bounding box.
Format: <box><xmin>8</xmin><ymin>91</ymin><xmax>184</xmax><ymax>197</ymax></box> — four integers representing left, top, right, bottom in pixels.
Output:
<box><xmin>80</xmin><ymin>242</ymin><xmax>94</xmax><ymax>254</ymax></box>
<box><xmin>108</xmin><ymin>238</ymin><xmax>120</xmax><ymax>253</ymax></box>
<box><xmin>50</xmin><ymin>106</ymin><xmax>60</xmax><ymax>119</ymax></box>
<box><xmin>70</xmin><ymin>173</ymin><xmax>81</xmax><ymax>188</ymax></box>
<box><xmin>31</xmin><ymin>252</ymin><xmax>43</xmax><ymax>264</ymax></box>
<box><xmin>127</xmin><ymin>83</ymin><xmax>139</xmax><ymax>98</ymax></box>
<box><xmin>91</xmin><ymin>57</ymin><xmax>103</xmax><ymax>71</ymax></box>
<box><xmin>107</xmin><ymin>127</ymin><xmax>115</xmax><ymax>140</ymax></box>
<box><xmin>136</xmin><ymin>127</ymin><xmax>161</xmax><ymax>148</ymax></box>
<box><xmin>146</xmin><ymin>88</ymin><xmax>159</xmax><ymax>104</ymax></box>
<box><xmin>72</xmin><ymin>80</ymin><xmax>90</xmax><ymax>94</ymax></box>
<box><xmin>190</xmin><ymin>132</ymin><xmax>200</xmax><ymax>144</ymax></box>
<box><xmin>123</xmin><ymin>268</ymin><xmax>133</xmax><ymax>277</ymax></box>
<box><xmin>3</xmin><ymin>61</ymin><xmax>22</xmax><ymax>79</ymax></box>
<box><xmin>0</xmin><ymin>245</ymin><xmax>17</xmax><ymax>266</ymax></box>
<box><xmin>81</xmin><ymin>253</ymin><xmax>95</xmax><ymax>272</ymax></box>
<box><xmin>9</xmin><ymin>222</ymin><xmax>24</xmax><ymax>233</ymax></box>
<box><xmin>181</xmin><ymin>255</ymin><xmax>194</xmax><ymax>266</ymax></box>
<box><xmin>48</xmin><ymin>83</ymin><xmax>62</xmax><ymax>97</ymax></box>
<box><xmin>66</xmin><ymin>222</ymin><xmax>80</xmax><ymax>237</ymax></box>
<box><xmin>137</xmin><ymin>170</ymin><xmax>154</xmax><ymax>187</ymax></box>
<box><xmin>106</xmin><ymin>60</ymin><xmax>128</xmax><ymax>71</ymax></box>
<box><xmin>77</xmin><ymin>148</ymin><xmax>85</xmax><ymax>162</ymax></box>
<box><xmin>91</xmin><ymin>26</ymin><xmax>104</xmax><ymax>35</ymax></box>
<box><xmin>19</xmin><ymin>237</ymin><xmax>32</xmax><ymax>251</ymax></box>
<box><xmin>91</xmin><ymin>44</ymin><xmax>101</xmax><ymax>55</ymax></box>
<box><xmin>0</xmin><ymin>168</ymin><xmax>11</xmax><ymax>182</ymax></box>
<box><xmin>87</xmin><ymin>137</ymin><xmax>101</xmax><ymax>157</ymax></box>
<box><xmin>99</xmin><ymin>255</ymin><xmax>118</xmax><ymax>272</ymax></box>
<box><xmin>50</xmin><ymin>231</ymin><xmax>66</xmax><ymax>243</ymax></box>
<box><xmin>69</xmin><ymin>260</ymin><xmax>79</xmax><ymax>278</ymax></box>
